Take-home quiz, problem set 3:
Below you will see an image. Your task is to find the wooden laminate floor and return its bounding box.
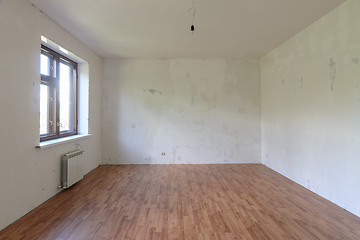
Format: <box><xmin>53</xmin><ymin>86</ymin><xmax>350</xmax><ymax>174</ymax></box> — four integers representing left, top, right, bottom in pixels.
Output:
<box><xmin>1</xmin><ymin>164</ymin><xmax>360</xmax><ymax>240</ymax></box>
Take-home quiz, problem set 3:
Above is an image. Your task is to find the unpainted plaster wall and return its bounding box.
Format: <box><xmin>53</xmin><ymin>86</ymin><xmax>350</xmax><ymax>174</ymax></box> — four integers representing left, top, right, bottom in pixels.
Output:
<box><xmin>102</xmin><ymin>59</ymin><xmax>260</xmax><ymax>164</ymax></box>
<box><xmin>261</xmin><ymin>0</ymin><xmax>360</xmax><ymax>217</ymax></box>
<box><xmin>0</xmin><ymin>0</ymin><xmax>103</xmax><ymax>230</ymax></box>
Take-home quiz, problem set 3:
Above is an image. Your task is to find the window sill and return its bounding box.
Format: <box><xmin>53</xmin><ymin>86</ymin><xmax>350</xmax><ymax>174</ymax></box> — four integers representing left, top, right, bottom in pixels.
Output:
<box><xmin>36</xmin><ymin>134</ymin><xmax>92</xmax><ymax>149</ymax></box>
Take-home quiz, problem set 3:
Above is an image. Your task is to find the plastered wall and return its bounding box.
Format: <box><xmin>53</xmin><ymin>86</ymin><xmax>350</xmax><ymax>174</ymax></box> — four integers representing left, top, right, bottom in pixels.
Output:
<box><xmin>0</xmin><ymin>0</ymin><xmax>102</xmax><ymax>230</ymax></box>
<box><xmin>102</xmin><ymin>59</ymin><xmax>260</xmax><ymax>164</ymax></box>
<box><xmin>261</xmin><ymin>0</ymin><xmax>360</xmax><ymax>217</ymax></box>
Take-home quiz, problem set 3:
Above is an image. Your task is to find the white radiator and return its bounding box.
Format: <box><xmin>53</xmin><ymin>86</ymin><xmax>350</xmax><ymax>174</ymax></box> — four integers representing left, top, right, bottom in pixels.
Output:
<box><xmin>61</xmin><ymin>149</ymin><xmax>84</xmax><ymax>188</ymax></box>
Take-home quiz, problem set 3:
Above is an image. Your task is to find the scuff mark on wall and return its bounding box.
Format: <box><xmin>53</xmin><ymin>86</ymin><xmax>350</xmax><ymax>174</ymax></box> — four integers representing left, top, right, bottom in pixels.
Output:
<box><xmin>352</xmin><ymin>58</ymin><xmax>359</xmax><ymax>64</ymax></box>
<box><xmin>145</xmin><ymin>155</ymin><xmax>156</xmax><ymax>163</ymax></box>
<box><xmin>329</xmin><ymin>58</ymin><xmax>336</xmax><ymax>91</ymax></box>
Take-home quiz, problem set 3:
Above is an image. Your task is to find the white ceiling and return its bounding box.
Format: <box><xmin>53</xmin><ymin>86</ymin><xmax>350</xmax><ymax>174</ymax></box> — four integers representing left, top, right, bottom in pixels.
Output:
<box><xmin>28</xmin><ymin>0</ymin><xmax>345</xmax><ymax>59</ymax></box>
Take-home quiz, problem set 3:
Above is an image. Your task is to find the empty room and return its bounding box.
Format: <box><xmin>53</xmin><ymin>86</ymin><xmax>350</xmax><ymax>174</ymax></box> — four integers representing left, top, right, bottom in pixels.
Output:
<box><xmin>1</xmin><ymin>0</ymin><xmax>360</xmax><ymax>239</ymax></box>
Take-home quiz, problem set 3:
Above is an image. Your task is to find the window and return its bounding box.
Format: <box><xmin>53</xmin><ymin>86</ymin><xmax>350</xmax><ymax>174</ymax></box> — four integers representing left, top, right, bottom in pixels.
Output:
<box><xmin>40</xmin><ymin>45</ymin><xmax>78</xmax><ymax>141</ymax></box>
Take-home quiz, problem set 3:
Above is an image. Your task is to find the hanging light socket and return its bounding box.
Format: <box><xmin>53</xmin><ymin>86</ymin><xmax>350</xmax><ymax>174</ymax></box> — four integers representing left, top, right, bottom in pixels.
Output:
<box><xmin>189</xmin><ymin>0</ymin><xmax>196</xmax><ymax>34</ymax></box>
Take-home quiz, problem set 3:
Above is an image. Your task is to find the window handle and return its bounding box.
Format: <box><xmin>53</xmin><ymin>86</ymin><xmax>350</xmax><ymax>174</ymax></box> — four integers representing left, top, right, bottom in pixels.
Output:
<box><xmin>49</xmin><ymin>121</ymin><xmax>53</xmax><ymax>125</ymax></box>
<box><xmin>57</xmin><ymin>122</ymin><xmax>62</xmax><ymax>127</ymax></box>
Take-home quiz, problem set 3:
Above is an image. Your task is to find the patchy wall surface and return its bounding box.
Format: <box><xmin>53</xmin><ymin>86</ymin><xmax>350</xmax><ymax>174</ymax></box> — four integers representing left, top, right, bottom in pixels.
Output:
<box><xmin>102</xmin><ymin>59</ymin><xmax>260</xmax><ymax>164</ymax></box>
<box><xmin>261</xmin><ymin>0</ymin><xmax>360</xmax><ymax>217</ymax></box>
<box><xmin>0</xmin><ymin>0</ymin><xmax>102</xmax><ymax>230</ymax></box>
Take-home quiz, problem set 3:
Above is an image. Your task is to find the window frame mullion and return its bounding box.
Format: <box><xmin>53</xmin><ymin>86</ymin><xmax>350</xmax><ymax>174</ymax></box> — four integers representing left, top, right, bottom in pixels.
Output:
<box><xmin>55</xmin><ymin>53</ymin><xmax>60</xmax><ymax>139</ymax></box>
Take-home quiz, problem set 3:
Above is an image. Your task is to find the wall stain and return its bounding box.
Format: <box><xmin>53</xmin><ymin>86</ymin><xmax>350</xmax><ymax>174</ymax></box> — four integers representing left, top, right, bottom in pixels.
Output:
<box><xmin>190</xmin><ymin>84</ymin><xmax>197</xmax><ymax>106</ymax></box>
<box><xmin>200</xmin><ymin>92</ymin><xmax>217</xmax><ymax>110</ymax></box>
<box><xmin>222</xmin><ymin>77</ymin><xmax>236</xmax><ymax>95</ymax></box>
<box><xmin>193</xmin><ymin>120</ymin><xmax>205</xmax><ymax>126</ymax></box>
<box><xmin>352</xmin><ymin>58</ymin><xmax>359</xmax><ymax>64</ymax></box>
<box><xmin>144</xmin><ymin>89</ymin><xmax>162</xmax><ymax>95</ymax></box>
<box><xmin>172</xmin><ymin>147</ymin><xmax>177</xmax><ymax>163</ymax></box>
<box><xmin>282</xmin><ymin>79</ymin><xmax>285</xmax><ymax>86</ymax></box>
<box><xmin>222</xmin><ymin>124</ymin><xmax>229</xmax><ymax>134</ymax></box>
<box><xmin>299</xmin><ymin>77</ymin><xmax>303</xmax><ymax>88</ymax></box>
<box><xmin>192</xmin><ymin>120</ymin><xmax>205</xmax><ymax>132</ymax></box>
<box><xmin>145</xmin><ymin>155</ymin><xmax>154</xmax><ymax>163</ymax></box>
<box><xmin>329</xmin><ymin>58</ymin><xmax>336</xmax><ymax>91</ymax></box>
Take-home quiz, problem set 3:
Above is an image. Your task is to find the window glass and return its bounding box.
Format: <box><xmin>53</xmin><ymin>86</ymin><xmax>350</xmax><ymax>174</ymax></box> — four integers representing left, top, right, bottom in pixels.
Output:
<box><xmin>40</xmin><ymin>54</ymin><xmax>50</xmax><ymax>76</ymax></box>
<box><xmin>39</xmin><ymin>84</ymin><xmax>49</xmax><ymax>135</ymax></box>
<box><xmin>59</xmin><ymin>62</ymin><xmax>71</xmax><ymax>132</ymax></box>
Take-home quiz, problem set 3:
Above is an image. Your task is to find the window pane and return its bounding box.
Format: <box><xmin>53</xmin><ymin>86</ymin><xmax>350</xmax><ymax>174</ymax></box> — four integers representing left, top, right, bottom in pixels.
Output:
<box><xmin>59</xmin><ymin>62</ymin><xmax>73</xmax><ymax>132</ymax></box>
<box><xmin>40</xmin><ymin>54</ymin><xmax>50</xmax><ymax>76</ymax></box>
<box><xmin>40</xmin><ymin>84</ymin><xmax>49</xmax><ymax>135</ymax></box>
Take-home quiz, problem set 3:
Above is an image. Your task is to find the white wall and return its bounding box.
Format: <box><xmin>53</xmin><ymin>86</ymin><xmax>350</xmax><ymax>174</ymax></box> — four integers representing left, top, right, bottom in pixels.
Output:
<box><xmin>2</xmin><ymin>0</ymin><xmax>358</xmax><ymax>232</ymax></box>
<box><xmin>0</xmin><ymin>0</ymin><xmax>102</xmax><ymax>230</ymax></box>
<box><xmin>102</xmin><ymin>59</ymin><xmax>260</xmax><ymax>164</ymax></box>
<box><xmin>261</xmin><ymin>0</ymin><xmax>360</xmax><ymax>217</ymax></box>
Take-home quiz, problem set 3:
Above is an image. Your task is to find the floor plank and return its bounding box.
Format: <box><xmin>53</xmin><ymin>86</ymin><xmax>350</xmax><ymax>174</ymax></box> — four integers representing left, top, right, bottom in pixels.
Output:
<box><xmin>1</xmin><ymin>164</ymin><xmax>360</xmax><ymax>240</ymax></box>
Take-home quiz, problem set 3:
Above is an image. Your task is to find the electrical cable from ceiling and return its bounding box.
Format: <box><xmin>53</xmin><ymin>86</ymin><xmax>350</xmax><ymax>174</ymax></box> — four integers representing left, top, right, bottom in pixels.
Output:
<box><xmin>189</xmin><ymin>0</ymin><xmax>196</xmax><ymax>34</ymax></box>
